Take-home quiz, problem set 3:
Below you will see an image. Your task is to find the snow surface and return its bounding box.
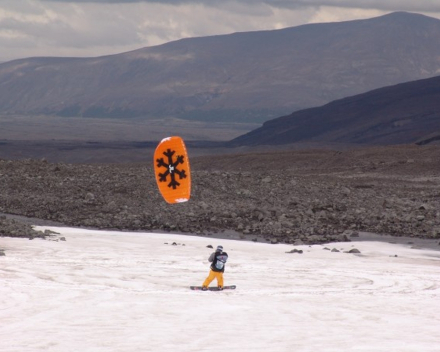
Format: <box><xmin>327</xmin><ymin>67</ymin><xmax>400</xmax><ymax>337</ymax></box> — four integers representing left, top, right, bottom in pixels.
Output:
<box><xmin>1</xmin><ymin>227</ymin><xmax>440</xmax><ymax>352</ymax></box>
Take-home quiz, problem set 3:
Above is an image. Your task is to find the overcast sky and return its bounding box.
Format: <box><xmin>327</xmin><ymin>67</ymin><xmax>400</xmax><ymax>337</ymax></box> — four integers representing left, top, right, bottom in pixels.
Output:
<box><xmin>1</xmin><ymin>0</ymin><xmax>440</xmax><ymax>62</ymax></box>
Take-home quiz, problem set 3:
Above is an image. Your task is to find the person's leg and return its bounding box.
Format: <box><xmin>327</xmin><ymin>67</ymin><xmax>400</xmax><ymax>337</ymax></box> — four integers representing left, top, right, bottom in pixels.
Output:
<box><xmin>202</xmin><ymin>270</ymin><xmax>216</xmax><ymax>288</ymax></box>
<box><xmin>216</xmin><ymin>272</ymin><xmax>224</xmax><ymax>288</ymax></box>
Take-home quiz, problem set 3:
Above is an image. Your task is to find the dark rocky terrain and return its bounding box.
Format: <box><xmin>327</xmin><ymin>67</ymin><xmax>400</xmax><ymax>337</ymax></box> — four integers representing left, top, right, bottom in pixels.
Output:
<box><xmin>0</xmin><ymin>215</ymin><xmax>56</xmax><ymax>240</ymax></box>
<box><xmin>231</xmin><ymin>74</ymin><xmax>440</xmax><ymax>146</ymax></box>
<box><xmin>1</xmin><ymin>145</ymin><xmax>439</xmax><ymax>246</ymax></box>
<box><xmin>1</xmin><ymin>12</ymin><xmax>440</xmax><ymax>123</ymax></box>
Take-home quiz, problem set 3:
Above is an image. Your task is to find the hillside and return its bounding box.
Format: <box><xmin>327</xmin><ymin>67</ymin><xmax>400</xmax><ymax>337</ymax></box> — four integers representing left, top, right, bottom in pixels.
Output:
<box><xmin>230</xmin><ymin>74</ymin><xmax>440</xmax><ymax>146</ymax></box>
<box><xmin>1</xmin><ymin>12</ymin><xmax>440</xmax><ymax>123</ymax></box>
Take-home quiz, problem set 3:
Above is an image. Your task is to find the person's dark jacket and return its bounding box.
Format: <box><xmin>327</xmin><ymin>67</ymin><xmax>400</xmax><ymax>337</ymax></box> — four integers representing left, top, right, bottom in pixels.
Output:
<box><xmin>209</xmin><ymin>250</ymin><xmax>228</xmax><ymax>273</ymax></box>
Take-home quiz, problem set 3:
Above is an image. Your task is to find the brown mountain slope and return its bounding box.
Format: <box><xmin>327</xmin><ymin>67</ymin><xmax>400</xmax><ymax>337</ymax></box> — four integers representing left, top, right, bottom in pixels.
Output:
<box><xmin>1</xmin><ymin>12</ymin><xmax>440</xmax><ymax>123</ymax></box>
<box><xmin>230</xmin><ymin>75</ymin><xmax>440</xmax><ymax>146</ymax></box>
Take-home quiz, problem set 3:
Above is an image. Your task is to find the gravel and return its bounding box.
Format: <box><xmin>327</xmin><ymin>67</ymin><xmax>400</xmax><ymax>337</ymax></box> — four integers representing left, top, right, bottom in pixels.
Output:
<box><xmin>0</xmin><ymin>145</ymin><xmax>439</xmax><ymax>246</ymax></box>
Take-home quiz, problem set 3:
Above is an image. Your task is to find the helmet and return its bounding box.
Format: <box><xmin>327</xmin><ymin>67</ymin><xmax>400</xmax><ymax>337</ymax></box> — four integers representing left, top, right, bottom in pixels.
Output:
<box><xmin>216</xmin><ymin>245</ymin><xmax>223</xmax><ymax>252</ymax></box>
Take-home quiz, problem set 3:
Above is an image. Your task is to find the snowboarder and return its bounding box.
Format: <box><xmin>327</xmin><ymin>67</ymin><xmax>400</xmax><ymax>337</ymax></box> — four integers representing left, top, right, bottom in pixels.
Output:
<box><xmin>202</xmin><ymin>245</ymin><xmax>228</xmax><ymax>291</ymax></box>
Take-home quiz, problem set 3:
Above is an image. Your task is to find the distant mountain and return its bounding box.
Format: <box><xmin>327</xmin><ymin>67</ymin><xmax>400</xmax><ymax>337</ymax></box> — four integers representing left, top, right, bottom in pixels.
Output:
<box><xmin>229</xmin><ymin>75</ymin><xmax>440</xmax><ymax>146</ymax></box>
<box><xmin>1</xmin><ymin>12</ymin><xmax>440</xmax><ymax>123</ymax></box>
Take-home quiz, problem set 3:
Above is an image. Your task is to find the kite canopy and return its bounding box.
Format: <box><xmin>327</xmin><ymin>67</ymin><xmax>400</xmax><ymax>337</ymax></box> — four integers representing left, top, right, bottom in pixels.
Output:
<box><xmin>154</xmin><ymin>136</ymin><xmax>191</xmax><ymax>204</ymax></box>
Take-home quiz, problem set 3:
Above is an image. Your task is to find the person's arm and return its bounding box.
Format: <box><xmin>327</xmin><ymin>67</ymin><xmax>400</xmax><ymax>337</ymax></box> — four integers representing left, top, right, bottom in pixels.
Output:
<box><xmin>208</xmin><ymin>252</ymin><xmax>215</xmax><ymax>262</ymax></box>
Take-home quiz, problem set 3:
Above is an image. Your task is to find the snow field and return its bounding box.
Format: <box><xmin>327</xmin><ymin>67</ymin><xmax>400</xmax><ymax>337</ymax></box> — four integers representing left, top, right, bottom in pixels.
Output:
<box><xmin>1</xmin><ymin>227</ymin><xmax>440</xmax><ymax>352</ymax></box>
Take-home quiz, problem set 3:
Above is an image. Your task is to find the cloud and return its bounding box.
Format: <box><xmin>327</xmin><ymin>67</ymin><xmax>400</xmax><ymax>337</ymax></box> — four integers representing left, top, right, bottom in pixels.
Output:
<box><xmin>0</xmin><ymin>1</ymin><xmax>315</xmax><ymax>61</ymax></box>
<box><xmin>300</xmin><ymin>0</ymin><xmax>440</xmax><ymax>12</ymax></box>
<box><xmin>39</xmin><ymin>0</ymin><xmax>440</xmax><ymax>13</ymax></box>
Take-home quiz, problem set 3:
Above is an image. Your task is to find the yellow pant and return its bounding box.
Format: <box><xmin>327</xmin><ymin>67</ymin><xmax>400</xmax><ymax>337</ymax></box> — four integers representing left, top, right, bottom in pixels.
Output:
<box><xmin>202</xmin><ymin>270</ymin><xmax>224</xmax><ymax>288</ymax></box>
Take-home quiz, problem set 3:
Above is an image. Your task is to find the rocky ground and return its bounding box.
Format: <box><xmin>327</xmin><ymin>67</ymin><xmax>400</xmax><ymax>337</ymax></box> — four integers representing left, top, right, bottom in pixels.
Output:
<box><xmin>0</xmin><ymin>144</ymin><xmax>439</xmax><ymax>247</ymax></box>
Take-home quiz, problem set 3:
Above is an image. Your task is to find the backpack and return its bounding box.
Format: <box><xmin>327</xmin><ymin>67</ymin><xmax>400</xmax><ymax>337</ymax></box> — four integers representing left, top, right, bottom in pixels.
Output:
<box><xmin>213</xmin><ymin>253</ymin><xmax>228</xmax><ymax>271</ymax></box>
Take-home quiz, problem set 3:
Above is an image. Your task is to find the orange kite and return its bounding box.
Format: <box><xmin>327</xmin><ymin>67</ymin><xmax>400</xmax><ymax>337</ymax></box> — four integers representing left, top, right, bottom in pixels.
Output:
<box><xmin>154</xmin><ymin>136</ymin><xmax>191</xmax><ymax>204</ymax></box>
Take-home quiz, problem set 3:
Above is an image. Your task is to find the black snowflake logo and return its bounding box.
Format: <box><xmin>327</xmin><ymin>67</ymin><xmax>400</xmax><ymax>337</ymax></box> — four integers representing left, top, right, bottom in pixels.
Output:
<box><xmin>156</xmin><ymin>148</ymin><xmax>187</xmax><ymax>189</ymax></box>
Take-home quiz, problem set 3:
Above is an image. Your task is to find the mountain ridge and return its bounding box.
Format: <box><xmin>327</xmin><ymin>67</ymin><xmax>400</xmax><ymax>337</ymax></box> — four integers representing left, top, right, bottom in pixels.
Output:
<box><xmin>1</xmin><ymin>12</ymin><xmax>440</xmax><ymax>122</ymax></box>
<box><xmin>230</xmin><ymin>74</ymin><xmax>440</xmax><ymax>146</ymax></box>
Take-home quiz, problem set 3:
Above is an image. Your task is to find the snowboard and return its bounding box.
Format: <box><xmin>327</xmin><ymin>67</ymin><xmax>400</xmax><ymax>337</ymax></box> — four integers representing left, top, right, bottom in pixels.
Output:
<box><xmin>190</xmin><ymin>285</ymin><xmax>236</xmax><ymax>291</ymax></box>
